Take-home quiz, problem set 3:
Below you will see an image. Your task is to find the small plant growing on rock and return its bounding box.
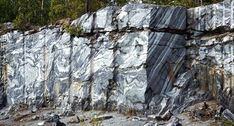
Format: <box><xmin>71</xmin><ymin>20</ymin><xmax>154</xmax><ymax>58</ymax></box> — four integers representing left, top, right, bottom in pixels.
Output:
<box><xmin>63</xmin><ymin>23</ymin><xmax>82</xmax><ymax>36</ymax></box>
<box><xmin>90</xmin><ymin>116</ymin><xmax>102</xmax><ymax>126</ymax></box>
<box><xmin>126</xmin><ymin>108</ymin><xmax>138</xmax><ymax>117</ymax></box>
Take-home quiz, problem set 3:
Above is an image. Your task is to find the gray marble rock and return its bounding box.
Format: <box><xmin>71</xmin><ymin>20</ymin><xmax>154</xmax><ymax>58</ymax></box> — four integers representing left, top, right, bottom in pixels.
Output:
<box><xmin>188</xmin><ymin>0</ymin><xmax>234</xmax><ymax>36</ymax></box>
<box><xmin>117</xmin><ymin>4</ymin><xmax>186</xmax><ymax>31</ymax></box>
<box><xmin>71</xmin><ymin>6</ymin><xmax>119</xmax><ymax>33</ymax></box>
<box><xmin>186</xmin><ymin>33</ymin><xmax>234</xmax><ymax>110</ymax></box>
<box><xmin>147</xmin><ymin>70</ymin><xmax>204</xmax><ymax>115</ymax></box>
<box><xmin>145</xmin><ymin>32</ymin><xmax>186</xmax><ymax>107</ymax></box>
<box><xmin>222</xmin><ymin>109</ymin><xmax>234</xmax><ymax>123</ymax></box>
<box><xmin>0</xmin><ymin>28</ymin><xmax>188</xmax><ymax>115</ymax></box>
<box><xmin>0</xmin><ymin>84</ymin><xmax>6</xmax><ymax>109</ymax></box>
<box><xmin>91</xmin><ymin>33</ymin><xmax>114</xmax><ymax>109</ymax></box>
<box><xmin>5</xmin><ymin>2</ymin><xmax>233</xmax><ymax>118</ymax></box>
<box><xmin>71</xmin><ymin>4</ymin><xmax>186</xmax><ymax>33</ymax></box>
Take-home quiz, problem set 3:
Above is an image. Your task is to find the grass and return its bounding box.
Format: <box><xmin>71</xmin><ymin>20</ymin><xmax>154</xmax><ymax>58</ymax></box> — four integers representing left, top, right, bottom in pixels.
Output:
<box><xmin>210</xmin><ymin>117</ymin><xmax>234</xmax><ymax>126</ymax></box>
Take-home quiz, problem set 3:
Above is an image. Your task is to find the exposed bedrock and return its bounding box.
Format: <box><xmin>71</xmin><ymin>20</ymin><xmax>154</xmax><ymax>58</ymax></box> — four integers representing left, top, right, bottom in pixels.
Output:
<box><xmin>0</xmin><ymin>1</ymin><xmax>234</xmax><ymax>116</ymax></box>
<box><xmin>0</xmin><ymin>28</ymin><xmax>190</xmax><ymax>115</ymax></box>
<box><xmin>186</xmin><ymin>0</ymin><xmax>234</xmax><ymax>113</ymax></box>
<box><xmin>71</xmin><ymin>4</ymin><xmax>186</xmax><ymax>33</ymax></box>
<box><xmin>188</xmin><ymin>0</ymin><xmax>234</xmax><ymax>37</ymax></box>
<box><xmin>186</xmin><ymin>33</ymin><xmax>234</xmax><ymax>112</ymax></box>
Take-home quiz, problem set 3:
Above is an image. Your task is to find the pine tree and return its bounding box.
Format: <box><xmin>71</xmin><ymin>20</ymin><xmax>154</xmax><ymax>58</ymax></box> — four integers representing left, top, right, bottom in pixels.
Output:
<box><xmin>49</xmin><ymin>0</ymin><xmax>67</xmax><ymax>23</ymax></box>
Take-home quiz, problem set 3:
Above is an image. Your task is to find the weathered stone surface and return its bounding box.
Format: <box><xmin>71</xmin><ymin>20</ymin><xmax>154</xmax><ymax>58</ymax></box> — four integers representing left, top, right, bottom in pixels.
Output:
<box><xmin>223</xmin><ymin>109</ymin><xmax>234</xmax><ymax>123</ymax></box>
<box><xmin>188</xmin><ymin>0</ymin><xmax>234</xmax><ymax>36</ymax></box>
<box><xmin>0</xmin><ymin>83</ymin><xmax>6</xmax><ymax>109</ymax></box>
<box><xmin>71</xmin><ymin>6</ymin><xmax>119</xmax><ymax>33</ymax></box>
<box><xmin>71</xmin><ymin>4</ymin><xmax>186</xmax><ymax>33</ymax></box>
<box><xmin>91</xmin><ymin>33</ymin><xmax>114</xmax><ymax>109</ymax></box>
<box><xmin>2</xmin><ymin>1</ymin><xmax>234</xmax><ymax>119</ymax></box>
<box><xmin>117</xmin><ymin>4</ymin><xmax>186</xmax><ymax>31</ymax></box>
<box><xmin>186</xmin><ymin>33</ymin><xmax>234</xmax><ymax>105</ymax></box>
<box><xmin>145</xmin><ymin>32</ymin><xmax>186</xmax><ymax>110</ymax></box>
<box><xmin>0</xmin><ymin>28</ymin><xmax>187</xmax><ymax>114</ymax></box>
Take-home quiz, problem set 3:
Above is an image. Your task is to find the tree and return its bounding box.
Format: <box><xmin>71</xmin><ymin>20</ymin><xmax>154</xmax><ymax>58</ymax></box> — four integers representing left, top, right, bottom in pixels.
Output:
<box><xmin>0</xmin><ymin>0</ymin><xmax>16</xmax><ymax>23</ymax></box>
<box><xmin>13</xmin><ymin>0</ymin><xmax>49</xmax><ymax>29</ymax></box>
<box><xmin>66</xmin><ymin>0</ymin><xmax>86</xmax><ymax>19</ymax></box>
<box><xmin>49</xmin><ymin>0</ymin><xmax>67</xmax><ymax>23</ymax></box>
<box><xmin>0</xmin><ymin>0</ymin><xmax>225</xmax><ymax>30</ymax></box>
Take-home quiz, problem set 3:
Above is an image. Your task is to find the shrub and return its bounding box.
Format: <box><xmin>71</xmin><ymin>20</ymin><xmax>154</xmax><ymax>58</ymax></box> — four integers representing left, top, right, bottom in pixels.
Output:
<box><xmin>63</xmin><ymin>23</ymin><xmax>83</xmax><ymax>36</ymax></box>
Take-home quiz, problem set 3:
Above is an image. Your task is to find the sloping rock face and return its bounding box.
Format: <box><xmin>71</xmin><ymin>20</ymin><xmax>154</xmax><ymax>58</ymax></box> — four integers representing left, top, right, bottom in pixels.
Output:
<box><xmin>0</xmin><ymin>1</ymin><xmax>234</xmax><ymax>116</ymax></box>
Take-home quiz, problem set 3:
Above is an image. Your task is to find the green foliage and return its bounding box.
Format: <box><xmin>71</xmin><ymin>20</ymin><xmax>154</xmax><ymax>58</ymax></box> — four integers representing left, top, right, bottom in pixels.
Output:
<box><xmin>63</xmin><ymin>23</ymin><xmax>83</xmax><ymax>36</ymax></box>
<box><xmin>13</xmin><ymin>0</ymin><xmax>50</xmax><ymax>30</ymax></box>
<box><xmin>49</xmin><ymin>0</ymin><xmax>67</xmax><ymax>23</ymax></box>
<box><xmin>90</xmin><ymin>117</ymin><xmax>102</xmax><ymax>126</ymax></box>
<box><xmin>0</xmin><ymin>0</ymin><xmax>16</xmax><ymax>23</ymax></box>
<box><xmin>210</xmin><ymin>116</ymin><xmax>234</xmax><ymax>126</ymax></box>
<box><xmin>66</xmin><ymin>0</ymin><xmax>86</xmax><ymax>19</ymax></box>
<box><xmin>116</xmin><ymin>0</ymin><xmax>128</xmax><ymax>6</ymax></box>
<box><xmin>13</xmin><ymin>14</ymin><xmax>26</xmax><ymax>30</ymax></box>
<box><xmin>0</xmin><ymin>0</ymin><xmax>225</xmax><ymax>30</ymax></box>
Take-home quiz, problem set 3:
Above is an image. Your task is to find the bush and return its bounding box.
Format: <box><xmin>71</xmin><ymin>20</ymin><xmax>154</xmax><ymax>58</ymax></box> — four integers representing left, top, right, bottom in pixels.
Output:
<box><xmin>63</xmin><ymin>23</ymin><xmax>83</xmax><ymax>36</ymax></box>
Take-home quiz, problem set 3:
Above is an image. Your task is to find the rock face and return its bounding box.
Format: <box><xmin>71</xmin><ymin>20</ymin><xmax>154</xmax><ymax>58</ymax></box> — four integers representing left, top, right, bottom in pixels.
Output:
<box><xmin>0</xmin><ymin>40</ymin><xmax>6</xmax><ymax>109</ymax></box>
<box><xmin>187</xmin><ymin>0</ymin><xmax>234</xmax><ymax>113</ymax></box>
<box><xmin>188</xmin><ymin>0</ymin><xmax>234</xmax><ymax>36</ymax></box>
<box><xmin>0</xmin><ymin>1</ymin><xmax>234</xmax><ymax>116</ymax></box>
<box><xmin>187</xmin><ymin>33</ymin><xmax>234</xmax><ymax>99</ymax></box>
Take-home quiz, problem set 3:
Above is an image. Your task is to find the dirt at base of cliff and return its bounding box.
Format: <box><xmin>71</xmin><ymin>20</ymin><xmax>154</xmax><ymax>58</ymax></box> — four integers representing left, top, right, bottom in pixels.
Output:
<box><xmin>0</xmin><ymin>100</ymin><xmax>234</xmax><ymax>126</ymax></box>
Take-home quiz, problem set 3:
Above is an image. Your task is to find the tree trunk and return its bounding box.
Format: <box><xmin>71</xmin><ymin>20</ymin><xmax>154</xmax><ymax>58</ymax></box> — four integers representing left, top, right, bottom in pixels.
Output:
<box><xmin>41</xmin><ymin>0</ymin><xmax>44</xmax><ymax>10</ymax></box>
<box><xmin>86</xmin><ymin>0</ymin><xmax>91</xmax><ymax>12</ymax></box>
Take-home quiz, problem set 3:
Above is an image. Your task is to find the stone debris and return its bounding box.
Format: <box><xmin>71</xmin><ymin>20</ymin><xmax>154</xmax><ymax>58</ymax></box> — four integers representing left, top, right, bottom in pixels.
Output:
<box><xmin>41</xmin><ymin>113</ymin><xmax>60</xmax><ymax>122</ymax></box>
<box><xmin>215</xmin><ymin>105</ymin><xmax>225</xmax><ymax>118</ymax></box>
<box><xmin>222</xmin><ymin>109</ymin><xmax>234</xmax><ymax>123</ymax></box>
<box><xmin>31</xmin><ymin>115</ymin><xmax>40</xmax><ymax>120</ymax></box>
<box><xmin>60</xmin><ymin>110</ymin><xmax>75</xmax><ymax>117</ymax></box>
<box><xmin>40</xmin><ymin>113</ymin><xmax>66</xmax><ymax>126</ymax></box>
<box><xmin>155</xmin><ymin>110</ymin><xmax>173</xmax><ymax>121</ymax></box>
<box><xmin>166</xmin><ymin>117</ymin><xmax>182</xmax><ymax>126</ymax></box>
<box><xmin>143</xmin><ymin>121</ymin><xmax>155</xmax><ymax>126</ymax></box>
<box><xmin>37</xmin><ymin>121</ymin><xmax>45</xmax><ymax>126</ymax></box>
<box><xmin>147</xmin><ymin>115</ymin><xmax>157</xmax><ymax>120</ymax></box>
<box><xmin>191</xmin><ymin>102</ymin><xmax>216</xmax><ymax>121</ymax></box>
<box><xmin>229</xmin><ymin>96</ymin><xmax>234</xmax><ymax>113</ymax></box>
<box><xmin>0</xmin><ymin>115</ymin><xmax>9</xmax><ymax>120</ymax></box>
<box><xmin>91</xmin><ymin>115</ymin><xmax>113</xmax><ymax>122</ymax></box>
<box><xmin>67</xmin><ymin>115</ymin><xmax>80</xmax><ymax>123</ymax></box>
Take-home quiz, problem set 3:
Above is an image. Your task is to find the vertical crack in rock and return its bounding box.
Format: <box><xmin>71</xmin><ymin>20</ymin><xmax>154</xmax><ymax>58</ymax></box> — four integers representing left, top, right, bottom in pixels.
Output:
<box><xmin>42</xmin><ymin>28</ymin><xmax>52</xmax><ymax>107</ymax></box>
<box><xmin>0</xmin><ymin>38</ymin><xmax>7</xmax><ymax>109</ymax></box>
<box><xmin>68</xmin><ymin>36</ymin><xmax>74</xmax><ymax>105</ymax></box>
<box><xmin>91</xmin><ymin>13</ymin><xmax>97</xmax><ymax>34</ymax></box>
<box><xmin>84</xmin><ymin>36</ymin><xmax>95</xmax><ymax>111</ymax></box>
<box><xmin>105</xmin><ymin>39</ymin><xmax>118</xmax><ymax>111</ymax></box>
<box><xmin>22</xmin><ymin>32</ymin><xmax>26</xmax><ymax>105</ymax></box>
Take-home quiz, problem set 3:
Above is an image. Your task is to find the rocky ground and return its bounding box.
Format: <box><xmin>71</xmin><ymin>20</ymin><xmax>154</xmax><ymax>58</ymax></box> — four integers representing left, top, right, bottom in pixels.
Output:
<box><xmin>0</xmin><ymin>101</ymin><xmax>233</xmax><ymax>126</ymax></box>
